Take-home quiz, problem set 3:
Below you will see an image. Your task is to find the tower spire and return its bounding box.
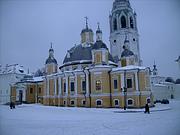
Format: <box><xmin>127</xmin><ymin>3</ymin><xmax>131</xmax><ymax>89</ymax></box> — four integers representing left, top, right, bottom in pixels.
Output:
<box><xmin>96</xmin><ymin>22</ymin><xmax>102</xmax><ymax>41</ymax></box>
<box><xmin>85</xmin><ymin>16</ymin><xmax>88</xmax><ymax>29</ymax></box>
<box><xmin>50</xmin><ymin>42</ymin><xmax>53</xmax><ymax>49</ymax></box>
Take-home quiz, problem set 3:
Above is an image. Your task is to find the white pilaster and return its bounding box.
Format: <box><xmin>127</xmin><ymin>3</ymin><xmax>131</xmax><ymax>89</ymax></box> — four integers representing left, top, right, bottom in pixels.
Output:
<box><xmin>66</xmin><ymin>76</ymin><xmax>68</xmax><ymax>95</ymax></box>
<box><xmin>85</xmin><ymin>71</ymin><xmax>89</xmax><ymax>96</ymax></box>
<box><xmin>135</xmin><ymin>71</ymin><xmax>139</xmax><ymax>91</ymax></box>
<box><xmin>58</xmin><ymin>77</ymin><xmax>62</xmax><ymax>96</ymax></box>
<box><xmin>121</xmin><ymin>73</ymin><xmax>124</xmax><ymax>89</ymax></box>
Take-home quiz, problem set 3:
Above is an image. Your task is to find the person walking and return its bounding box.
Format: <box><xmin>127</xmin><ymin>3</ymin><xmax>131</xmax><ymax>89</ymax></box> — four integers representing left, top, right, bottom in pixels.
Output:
<box><xmin>144</xmin><ymin>103</ymin><xmax>150</xmax><ymax>114</ymax></box>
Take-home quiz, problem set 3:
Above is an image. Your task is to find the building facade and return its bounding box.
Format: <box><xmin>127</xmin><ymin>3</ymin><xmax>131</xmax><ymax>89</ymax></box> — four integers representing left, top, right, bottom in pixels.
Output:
<box><xmin>0</xmin><ymin>64</ymin><xmax>27</xmax><ymax>104</ymax></box>
<box><xmin>11</xmin><ymin>0</ymin><xmax>154</xmax><ymax>108</ymax></box>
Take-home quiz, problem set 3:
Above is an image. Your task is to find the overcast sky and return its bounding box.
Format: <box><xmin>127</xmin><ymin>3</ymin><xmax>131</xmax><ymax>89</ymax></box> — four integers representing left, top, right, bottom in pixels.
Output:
<box><xmin>0</xmin><ymin>0</ymin><xmax>180</xmax><ymax>79</ymax></box>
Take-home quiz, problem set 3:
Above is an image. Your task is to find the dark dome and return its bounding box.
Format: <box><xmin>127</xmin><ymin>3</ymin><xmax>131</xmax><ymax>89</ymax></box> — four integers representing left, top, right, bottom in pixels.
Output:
<box><xmin>96</xmin><ymin>29</ymin><xmax>102</xmax><ymax>34</ymax></box>
<box><xmin>92</xmin><ymin>40</ymin><xmax>108</xmax><ymax>50</ymax></box>
<box><xmin>81</xmin><ymin>28</ymin><xmax>93</xmax><ymax>34</ymax></box>
<box><xmin>46</xmin><ymin>57</ymin><xmax>57</xmax><ymax>64</ymax></box>
<box><xmin>63</xmin><ymin>44</ymin><xmax>114</xmax><ymax>64</ymax></box>
<box><xmin>175</xmin><ymin>79</ymin><xmax>180</xmax><ymax>84</ymax></box>
<box><xmin>165</xmin><ymin>77</ymin><xmax>175</xmax><ymax>83</ymax></box>
<box><xmin>121</xmin><ymin>49</ymin><xmax>134</xmax><ymax>57</ymax></box>
<box><xmin>49</xmin><ymin>48</ymin><xmax>54</xmax><ymax>52</ymax></box>
<box><xmin>63</xmin><ymin>45</ymin><xmax>92</xmax><ymax>64</ymax></box>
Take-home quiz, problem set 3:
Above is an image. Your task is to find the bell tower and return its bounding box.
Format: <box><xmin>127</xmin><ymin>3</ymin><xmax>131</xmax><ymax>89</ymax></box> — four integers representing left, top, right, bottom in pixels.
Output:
<box><xmin>109</xmin><ymin>0</ymin><xmax>141</xmax><ymax>65</ymax></box>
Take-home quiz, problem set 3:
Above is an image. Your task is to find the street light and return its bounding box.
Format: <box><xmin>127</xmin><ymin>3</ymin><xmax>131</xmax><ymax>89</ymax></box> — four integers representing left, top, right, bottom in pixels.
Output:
<box><xmin>82</xmin><ymin>67</ymin><xmax>87</xmax><ymax>107</ymax></box>
<box><xmin>123</xmin><ymin>87</ymin><xmax>127</xmax><ymax>110</ymax></box>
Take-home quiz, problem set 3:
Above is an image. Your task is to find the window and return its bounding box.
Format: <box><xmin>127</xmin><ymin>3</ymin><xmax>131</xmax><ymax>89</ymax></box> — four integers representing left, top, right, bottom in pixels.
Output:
<box><xmin>95</xmin><ymin>53</ymin><xmax>101</xmax><ymax>63</ymax></box>
<box><xmin>114</xmin><ymin>79</ymin><xmax>118</xmax><ymax>89</ymax></box>
<box><xmin>128</xmin><ymin>99</ymin><xmax>133</xmax><ymax>105</ymax></box>
<box><xmin>130</xmin><ymin>17</ymin><xmax>134</xmax><ymax>28</ymax></box>
<box><xmin>121</xmin><ymin>16</ymin><xmax>126</xmax><ymax>28</ymax></box>
<box><xmin>71</xmin><ymin>100</ymin><xmax>74</xmax><ymax>105</ymax></box>
<box><xmin>96</xmin><ymin>80</ymin><xmax>101</xmax><ymax>91</ymax></box>
<box><xmin>127</xmin><ymin>79</ymin><xmax>132</xmax><ymax>88</ymax></box>
<box><xmin>113</xmin><ymin>18</ymin><xmax>117</xmax><ymax>30</ymax></box>
<box><xmin>38</xmin><ymin>88</ymin><xmax>41</xmax><ymax>94</ymax></box>
<box><xmin>82</xmin><ymin>100</ymin><xmax>86</xmax><ymax>105</ymax></box>
<box><xmin>63</xmin><ymin>83</ymin><xmax>66</xmax><ymax>93</ymax></box>
<box><xmin>114</xmin><ymin>99</ymin><xmax>119</xmax><ymax>106</ymax></box>
<box><xmin>63</xmin><ymin>100</ymin><xmax>66</xmax><ymax>105</ymax></box>
<box><xmin>82</xmin><ymin>81</ymin><xmax>86</xmax><ymax>92</ymax></box>
<box><xmin>30</xmin><ymin>88</ymin><xmax>33</xmax><ymax>94</ymax></box>
<box><xmin>96</xmin><ymin>100</ymin><xmax>102</xmax><ymax>106</ymax></box>
<box><xmin>70</xmin><ymin>82</ymin><xmax>75</xmax><ymax>92</ymax></box>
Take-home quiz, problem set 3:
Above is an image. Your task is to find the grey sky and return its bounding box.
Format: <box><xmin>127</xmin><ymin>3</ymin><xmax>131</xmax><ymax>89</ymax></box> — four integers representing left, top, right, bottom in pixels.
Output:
<box><xmin>0</xmin><ymin>0</ymin><xmax>180</xmax><ymax>79</ymax></box>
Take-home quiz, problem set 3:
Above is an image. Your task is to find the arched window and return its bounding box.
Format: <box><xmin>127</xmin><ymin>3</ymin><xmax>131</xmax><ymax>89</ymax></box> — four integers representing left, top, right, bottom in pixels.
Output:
<box><xmin>130</xmin><ymin>17</ymin><xmax>134</xmax><ymax>28</ymax></box>
<box><xmin>113</xmin><ymin>18</ymin><xmax>117</xmax><ymax>30</ymax></box>
<box><xmin>121</xmin><ymin>16</ymin><xmax>126</xmax><ymax>28</ymax></box>
<box><xmin>96</xmin><ymin>99</ymin><xmax>103</xmax><ymax>106</ymax></box>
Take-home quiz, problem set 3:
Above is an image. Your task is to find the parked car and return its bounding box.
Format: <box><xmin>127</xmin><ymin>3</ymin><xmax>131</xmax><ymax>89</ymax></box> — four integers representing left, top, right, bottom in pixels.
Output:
<box><xmin>161</xmin><ymin>99</ymin><xmax>169</xmax><ymax>104</ymax></box>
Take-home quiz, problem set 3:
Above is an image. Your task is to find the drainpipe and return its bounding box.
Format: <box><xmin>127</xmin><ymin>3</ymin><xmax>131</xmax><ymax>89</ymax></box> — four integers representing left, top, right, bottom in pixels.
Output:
<box><xmin>108</xmin><ymin>70</ymin><xmax>112</xmax><ymax>107</ymax></box>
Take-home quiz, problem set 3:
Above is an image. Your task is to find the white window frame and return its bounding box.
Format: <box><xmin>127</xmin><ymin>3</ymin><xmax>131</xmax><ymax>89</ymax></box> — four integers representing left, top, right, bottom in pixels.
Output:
<box><xmin>81</xmin><ymin>99</ymin><xmax>86</xmax><ymax>106</ymax></box>
<box><xmin>114</xmin><ymin>99</ymin><xmax>119</xmax><ymax>107</ymax></box>
<box><xmin>70</xmin><ymin>81</ymin><xmax>75</xmax><ymax>94</ymax></box>
<box><xmin>127</xmin><ymin>98</ymin><xmax>134</xmax><ymax>107</ymax></box>
<box><xmin>81</xmin><ymin>78</ymin><xmax>86</xmax><ymax>93</ymax></box>
<box><xmin>70</xmin><ymin>100</ymin><xmax>75</xmax><ymax>106</ymax></box>
<box><xmin>96</xmin><ymin>99</ymin><xmax>103</xmax><ymax>107</ymax></box>
<box><xmin>95</xmin><ymin>80</ymin><xmax>102</xmax><ymax>91</ymax></box>
<box><xmin>113</xmin><ymin>78</ymin><xmax>118</xmax><ymax>91</ymax></box>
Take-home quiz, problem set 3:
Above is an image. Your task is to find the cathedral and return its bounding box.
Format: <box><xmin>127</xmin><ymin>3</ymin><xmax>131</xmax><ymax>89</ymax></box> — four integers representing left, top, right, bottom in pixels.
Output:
<box><xmin>11</xmin><ymin>0</ymin><xmax>154</xmax><ymax>108</ymax></box>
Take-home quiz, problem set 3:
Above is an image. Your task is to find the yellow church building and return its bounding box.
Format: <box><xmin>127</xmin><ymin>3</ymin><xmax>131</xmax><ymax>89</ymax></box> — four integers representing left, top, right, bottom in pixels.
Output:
<box><xmin>11</xmin><ymin>0</ymin><xmax>154</xmax><ymax>108</ymax></box>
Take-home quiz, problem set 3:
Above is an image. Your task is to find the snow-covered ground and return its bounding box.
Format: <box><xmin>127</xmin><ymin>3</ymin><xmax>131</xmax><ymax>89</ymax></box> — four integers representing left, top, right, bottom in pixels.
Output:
<box><xmin>0</xmin><ymin>100</ymin><xmax>180</xmax><ymax>135</ymax></box>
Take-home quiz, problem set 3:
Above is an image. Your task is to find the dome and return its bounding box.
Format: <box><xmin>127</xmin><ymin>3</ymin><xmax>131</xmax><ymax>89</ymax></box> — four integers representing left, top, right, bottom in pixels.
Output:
<box><xmin>49</xmin><ymin>48</ymin><xmax>54</xmax><ymax>52</ymax></box>
<box><xmin>63</xmin><ymin>45</ymin><xmax>92</xmax><ymax>64</ymax></box>
<box><xmin>121</xmin><ymin>49</ymin><xmax>134</xmax><ymax>57</ymax></box>
<box><xmin>165</xmin><ymin>77</ymin><xmax>175</xmax><ymax>83</ymax></box>
<box><xmin>92</xmin><ymin>40</ymin><xmax>108</xmax><ymax>50</ymax></box>
<box><xmin>81</xmin><ymin>27</ymin><xmax>93</xmax><ymax>34</ymax></box>
<box><xmin>46</xmin><ymin>57</ymin><xmax>57</xmax><ymax>64</ymax></box>
<box><xmin>63</xmin><ymin>44</ymin><xmax>114</xmax><ymax>64</ymax></box>
<box><xmin>175</xmin><ymin>79</ymin><xmax>180</xmax><ymax>84</ymax></box>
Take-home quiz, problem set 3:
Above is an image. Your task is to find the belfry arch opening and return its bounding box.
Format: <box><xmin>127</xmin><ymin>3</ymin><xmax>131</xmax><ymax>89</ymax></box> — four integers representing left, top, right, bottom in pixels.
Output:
<box><xmin>121</xmin><ymin>16</ymin><xmax>126</xmax><ymax>28</ymax></box>
<box><xmin>113</xmin><ymin>18</ymin><xmax>117</xmax><ymax>30</ymax></box>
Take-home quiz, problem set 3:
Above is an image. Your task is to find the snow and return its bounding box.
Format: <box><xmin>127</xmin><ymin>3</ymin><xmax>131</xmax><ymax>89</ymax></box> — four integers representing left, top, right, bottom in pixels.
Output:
<box><xmin>112</xmin><ymin>65</ymin><xmax>147</xmax><ymax>72</ymax></box>
<box><xmin>0</xmin><ymin>100</ymin><xmax>180</xmax><ymax>135</ymax></box>
<box><xmin>0</xmin><ymin>64</ymin><xmax>27</xmax><ymax>75</ymax></box>
<box><xmin>33</xmin><ymin>76</ymin><xmax>43</xmax><ymax>82</ymax></box>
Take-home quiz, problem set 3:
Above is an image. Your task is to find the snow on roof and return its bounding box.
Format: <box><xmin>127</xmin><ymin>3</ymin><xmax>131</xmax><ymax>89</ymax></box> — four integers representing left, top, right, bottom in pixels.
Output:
<box><xmin>112</xmin><ymin>65</ymin><xmax>147</xmax><ymax>72</ymax></box>
<box><xmin>153</xmin><ymin>83</ymin><xmax>167</xmax><ymax>87</ymax></box>
<box><xmin>33</xmin><ymin>76</ymin><xmax>43</xmax><ymax>82</ymax></box>
<box><xmin>0</xmin><ymin>64</ymin><xmax>28</xmax><ymax>75</ymax></box>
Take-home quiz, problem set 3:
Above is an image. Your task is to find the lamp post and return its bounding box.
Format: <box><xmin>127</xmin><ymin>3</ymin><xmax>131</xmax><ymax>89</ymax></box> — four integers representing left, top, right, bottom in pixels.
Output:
<box><xmin>82</xmin><ymin>67</ymin><xmax>87</xmax><ymax>107</ymax></box>
<box><xmin>123</xmin><ymin>70</ymin><xmax>127</xmax><ymax>110</ymax></box>
<box><xmin>123</xmin><ymin>87</ymin><xmax>127</xmax><ymax>110</ymax></box>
